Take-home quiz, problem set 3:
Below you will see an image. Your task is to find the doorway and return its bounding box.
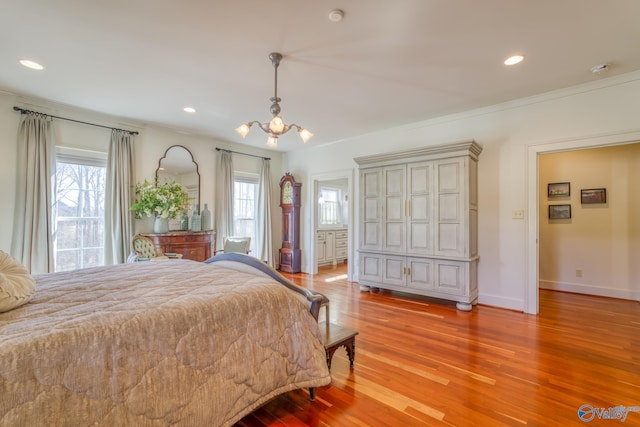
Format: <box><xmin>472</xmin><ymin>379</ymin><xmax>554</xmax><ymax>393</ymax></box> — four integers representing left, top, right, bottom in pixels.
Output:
<box><xmin>525</xmin><ymin>130</ymin><xmax>640</xmax><ymax>314</ymax></box>
<box><xmin>308</xmin><ymin>170</ymin><xmax>354</xmax><ymax>281</ymax></box>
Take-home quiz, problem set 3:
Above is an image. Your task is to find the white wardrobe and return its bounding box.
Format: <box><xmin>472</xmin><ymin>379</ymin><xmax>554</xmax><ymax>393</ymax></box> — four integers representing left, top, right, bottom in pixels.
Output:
<box><xmin>355</xmin><ymin>141</ymin><xmax>482</xmax><ymax>310</ymax></box>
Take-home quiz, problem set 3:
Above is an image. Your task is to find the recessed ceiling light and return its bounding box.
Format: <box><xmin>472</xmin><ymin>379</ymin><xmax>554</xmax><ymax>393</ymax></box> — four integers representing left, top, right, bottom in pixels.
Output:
<box><xmin>504</xmin><ymin>55</ymin><xmax>524</xmax><ymax>66</ymax></box>
<box><xmin>183</xmin><ymin>107</ymin><xmax>196</xmax><ymax>113</ymax></box>
<box><xmin>19</xmin><ymin>59</ymin><xmax>44</xmax><ymax>70</ymax></box>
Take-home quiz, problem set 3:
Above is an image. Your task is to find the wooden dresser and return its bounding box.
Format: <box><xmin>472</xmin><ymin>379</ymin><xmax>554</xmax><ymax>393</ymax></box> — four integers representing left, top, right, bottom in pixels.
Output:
<box><xmin>141</xmin><ymin>231</ymin><xmax>214</xmax><ymax>262</ymax></box>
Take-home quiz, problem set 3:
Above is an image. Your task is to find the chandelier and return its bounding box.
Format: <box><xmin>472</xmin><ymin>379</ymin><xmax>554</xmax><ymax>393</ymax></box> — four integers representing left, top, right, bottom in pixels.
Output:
<box><xmin>235</xmin><ymin>52</ymin><xmax>313</xmax><ymax>148</ymax></box>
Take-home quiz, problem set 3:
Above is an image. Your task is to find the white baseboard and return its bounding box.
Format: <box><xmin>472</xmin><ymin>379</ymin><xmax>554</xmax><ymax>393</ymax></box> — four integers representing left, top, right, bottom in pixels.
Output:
<box><xmin>539</xmin><ymin>280</ymin><xmax>640</xmax><ymax>301</ymax></box>
<box><xmin>478</xmin><ymin>294</ymin><xmax>524</xmax><ymax>312</ymax></box>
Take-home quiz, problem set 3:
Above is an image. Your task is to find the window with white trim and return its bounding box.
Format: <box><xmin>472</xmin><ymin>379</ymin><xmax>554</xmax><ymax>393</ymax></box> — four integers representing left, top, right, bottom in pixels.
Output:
<box><xmin>233</xmin><ymin>174</ymin><xmax>258</xmax><ymax>254</ymax></box>
<box><xmin>318</xmin><ymin>186</ymin><xmax>342</xmax><ymax>226</ymax></box>
<box><xmin>54</xmin><ymin>153</ymin><xmax>106</xmax><ymax>272</ymax></box>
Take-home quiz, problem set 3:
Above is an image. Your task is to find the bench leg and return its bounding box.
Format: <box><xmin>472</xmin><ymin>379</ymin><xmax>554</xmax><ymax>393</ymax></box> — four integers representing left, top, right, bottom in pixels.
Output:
<box><xmin>309</xmin><ymin>387</ymin><xmax>316</xmax><ymax>401</ymax></box>
<box><xmin>325</xmin><ymin>337</ymin><xmax>357</xmax><ymax>370</ymax></box>
<box><xmin>326</xmin><ymin>346</ymin><xmax>339</xmax><ymax>370</ymax></box>
<box><xmin>344</xmin><ymin>339</ymin><xmax>356</xmax><ymax>369</ymax></box>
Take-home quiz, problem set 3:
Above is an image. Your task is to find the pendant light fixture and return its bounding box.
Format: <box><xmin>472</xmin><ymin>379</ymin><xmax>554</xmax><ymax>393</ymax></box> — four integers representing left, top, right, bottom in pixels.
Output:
<box><xmin>235</xmin><ymin>52</ymin><xmax>312</xmax><ymax>148</ymax></box>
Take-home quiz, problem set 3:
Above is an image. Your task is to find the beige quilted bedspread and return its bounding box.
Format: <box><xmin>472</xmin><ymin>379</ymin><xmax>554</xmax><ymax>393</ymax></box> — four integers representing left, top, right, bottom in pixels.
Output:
<box><xmin>0</xmin><ymin>260</ymin><xmax>331</xmax><ymax>426</ymax></box>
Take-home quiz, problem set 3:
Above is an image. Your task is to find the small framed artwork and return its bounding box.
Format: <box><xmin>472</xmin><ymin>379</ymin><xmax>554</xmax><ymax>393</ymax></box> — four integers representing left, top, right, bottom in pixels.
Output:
<box><xmin>581</xmin><ymin>188</ymin><xmax>607</xmax><ymax>204</ymax></box>
<box><xmin>548</xmin><ymin>182</ymin><xmax>570</xmax><ymax>197</ymax></box>
<box><xmin>549</xmin><ymin>204</ymin><xmax>571</xmax><ymax>219</ymax></box>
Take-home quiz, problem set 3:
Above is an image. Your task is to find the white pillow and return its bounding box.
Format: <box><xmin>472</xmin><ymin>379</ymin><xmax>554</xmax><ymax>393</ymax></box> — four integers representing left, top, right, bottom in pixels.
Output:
<box><xmin>0</xmin><ymin>250</ymin><xmax>36</xmax><ymax>312</ymax></box>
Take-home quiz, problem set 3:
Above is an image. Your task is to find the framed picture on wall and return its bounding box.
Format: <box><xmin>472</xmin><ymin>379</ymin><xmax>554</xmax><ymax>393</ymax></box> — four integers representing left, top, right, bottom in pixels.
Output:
<box><xmin>549</xmin><ymin>204</ymin><xmax>571</xmax><ymax>219</ymax></box>
<box><xmin>581</xmin><ymin>188</ymin><xmax>607</xmax><ymax>204</ymax></box>
<box><xmin>548</xmin><ymin>182</ymin><xmax>570</xmax><ymax>197</ymax></box>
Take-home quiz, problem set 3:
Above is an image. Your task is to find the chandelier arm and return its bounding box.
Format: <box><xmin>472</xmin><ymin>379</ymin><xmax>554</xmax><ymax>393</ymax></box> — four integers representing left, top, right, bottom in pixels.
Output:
<box><xmin>289</xmin><ymin>124</ymin><xmax>313</xmax><ymax>143</ymax></box>
<box><xmin>240</xmin><ymin>121</ymin><xmax>262</xmax><ymax>135</ymax></box>
<box><xmin>257</xmin><ymin>122</ymin><xmax>271</xmax><ymax>133</ymax></box>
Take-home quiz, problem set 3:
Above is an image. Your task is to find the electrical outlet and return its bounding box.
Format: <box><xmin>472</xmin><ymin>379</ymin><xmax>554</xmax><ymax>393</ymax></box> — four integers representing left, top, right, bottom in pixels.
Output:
<box><xmin>512</xmin><ymin>210</ymin><xmax>525</xmax><ymax>219</ymax></box>
<box><xmin>576</xmin><ymin>269</ymin><xmax>583</xmax><ymax>278</ymax></box>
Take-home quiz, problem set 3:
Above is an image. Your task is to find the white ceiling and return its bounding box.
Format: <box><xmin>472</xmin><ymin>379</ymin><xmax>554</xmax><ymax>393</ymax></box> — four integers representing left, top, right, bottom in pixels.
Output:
<box><xmin>2</xmin><ymin>0</ymin><xmax>640</xmax><ymax>152</ymax></box>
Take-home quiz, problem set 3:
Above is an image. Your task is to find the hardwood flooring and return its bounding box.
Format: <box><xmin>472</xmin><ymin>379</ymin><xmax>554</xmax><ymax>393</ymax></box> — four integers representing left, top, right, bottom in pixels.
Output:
<box><xmin>236</xmin><ymin>264</ymin><xmax>640</xmax><ymax>426</ymax></box>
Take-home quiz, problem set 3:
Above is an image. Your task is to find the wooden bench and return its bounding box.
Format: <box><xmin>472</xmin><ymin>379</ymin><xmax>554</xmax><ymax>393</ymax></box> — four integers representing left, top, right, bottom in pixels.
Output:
<box><xmin>319</xmin><ymin>322</ymin><xmax>358</xmax><ymax>370</ymax></box>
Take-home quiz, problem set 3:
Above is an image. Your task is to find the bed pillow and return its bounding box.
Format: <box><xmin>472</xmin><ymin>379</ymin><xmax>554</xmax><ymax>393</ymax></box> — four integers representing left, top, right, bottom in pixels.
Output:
<box><xmin>0</xmin><ymin>250</ymin><xmax>36</xmax><ymax>312</ymax></box>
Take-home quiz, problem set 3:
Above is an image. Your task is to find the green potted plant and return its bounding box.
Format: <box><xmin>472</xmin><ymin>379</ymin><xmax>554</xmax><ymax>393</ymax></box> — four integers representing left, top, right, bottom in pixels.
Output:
<box><xmin>130</xmin><ymin>179</ymin><xmax>189</xmax><ymax>233</ymax></box>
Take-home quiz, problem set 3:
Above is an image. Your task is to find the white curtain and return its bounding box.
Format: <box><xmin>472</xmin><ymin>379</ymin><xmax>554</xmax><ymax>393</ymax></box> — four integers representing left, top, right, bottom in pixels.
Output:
<box><xmin>256</xmin><ymin>158</ymin><xmax>274</xmax><ymax>266</ymax></box>
<box><xmin>11</xmin><ymin>113</ymin><xmax>55</xmax><ymax>273</ymax></box>
<box><xmin>104</xmin><ymin>130</ymin><xmax>135</xmax><ymax>264</ymax></box>
<box><xmin>215</xmin><ymin>150</ymin><xmax>234</xmax><ymax>251</ymax></box>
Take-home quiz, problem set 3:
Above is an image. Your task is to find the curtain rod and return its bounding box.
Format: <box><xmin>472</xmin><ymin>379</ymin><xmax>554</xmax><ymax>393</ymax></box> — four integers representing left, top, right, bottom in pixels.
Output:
<box><xmin>13</xmin><ymin>106</ymin><xmax>139</xmax><ymax>135</ymax></box>
<box><xmin>215</xmin><ymin>147</ymin><xmax>270</xmax><ymax>160</ymax></box>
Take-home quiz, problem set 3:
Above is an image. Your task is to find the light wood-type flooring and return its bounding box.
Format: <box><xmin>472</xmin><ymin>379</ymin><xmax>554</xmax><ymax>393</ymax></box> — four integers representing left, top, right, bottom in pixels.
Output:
<box><xmin>236</xmin><ymin>264</ymin><xmax>640</xmax><ymax>426</ymax></box>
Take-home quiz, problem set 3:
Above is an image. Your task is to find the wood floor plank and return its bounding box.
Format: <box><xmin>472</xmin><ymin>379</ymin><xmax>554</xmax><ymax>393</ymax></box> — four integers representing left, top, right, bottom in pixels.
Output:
<box><xmin>236</xmin><ymin>264</ymin><xmax>640</xmax><ymax>426</ymax></box>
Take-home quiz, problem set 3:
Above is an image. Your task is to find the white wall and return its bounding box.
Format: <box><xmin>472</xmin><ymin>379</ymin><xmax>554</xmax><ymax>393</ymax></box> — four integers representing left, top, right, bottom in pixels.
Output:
<box><xmin>0</xmin><ymin>91</ymin><xmax>285</xmax><ymax>261</ymax></box>
<box><xmin>538</xmin><ymin>145</ymin><xmax>640</xmax><ymax>300</ymax></box>
<box><xmin>3</xmin><ymin>70</ymin><xmax>640</xmax><ymax>312</ymax></box>
<box><xmin>0</xmin><ymin>93</ymin><xmax>22</xmax><ymax>247</ymax></box>
<box><xmin>286</xmin><ymin>71</ymin><xmax>640</xmax><ymax>313</ymax></box>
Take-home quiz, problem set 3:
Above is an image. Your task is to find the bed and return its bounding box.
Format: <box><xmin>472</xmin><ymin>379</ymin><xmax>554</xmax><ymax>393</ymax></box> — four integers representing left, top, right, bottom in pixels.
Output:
<box><xmin>0</xmin><ymin>252</ymin><xmax>331</xmax><ymax>426</ymax></box>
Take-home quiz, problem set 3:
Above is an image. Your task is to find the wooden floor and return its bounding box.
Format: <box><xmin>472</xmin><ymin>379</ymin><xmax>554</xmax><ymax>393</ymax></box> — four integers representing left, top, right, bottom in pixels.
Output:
<box><xmin>236</xmin><ymin>264</ymin><xmax>640</xmax><ymax>426</ymax></box>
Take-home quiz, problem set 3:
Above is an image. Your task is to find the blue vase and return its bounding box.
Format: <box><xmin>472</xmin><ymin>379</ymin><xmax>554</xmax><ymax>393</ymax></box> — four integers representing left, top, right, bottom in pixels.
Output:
<box><xmin>153</xmin><ymin>216</ymin><xmax>169</xmax><ymax>234</ymax></box>
<box><xmin>201</xmin><ymin>203</ymin><xmax>212</xmax><ymax>230</ymax></box>
<box><xmin>191</xmin><ymin>210</ymin><xmax>201</xmax><ymax>232</ymax></box>
<box><xmin>179</xmin><ymin>212</ymin><xmax>189</xmax><ymax>231</ymax></box>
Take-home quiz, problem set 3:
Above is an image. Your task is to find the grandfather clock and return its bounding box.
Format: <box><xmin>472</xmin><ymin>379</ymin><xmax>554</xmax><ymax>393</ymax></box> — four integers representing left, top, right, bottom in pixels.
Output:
<box><xmin>279</xmin><ymin>173</ymin><xmax>302</xmax><ymax>273</ymax></box>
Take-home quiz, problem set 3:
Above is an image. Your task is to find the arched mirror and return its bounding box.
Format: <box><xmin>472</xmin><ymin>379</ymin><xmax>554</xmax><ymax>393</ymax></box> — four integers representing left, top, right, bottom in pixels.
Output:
<box><xmin>156</xmin><ymin>145</ymin><xmax>200</xmax><ymax>212</ymax></box>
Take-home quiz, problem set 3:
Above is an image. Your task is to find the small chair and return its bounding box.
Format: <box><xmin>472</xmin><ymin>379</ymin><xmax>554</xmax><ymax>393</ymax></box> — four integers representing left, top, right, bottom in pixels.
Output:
<box><xmin>215</xmin><ymin>236</ymin><xmax>251</xmax><ymax>255</ymax></box>
<box><xmin>129</xmin><ymin>234</ymin><xmax>167</xmax><ymax>262</ymax></box>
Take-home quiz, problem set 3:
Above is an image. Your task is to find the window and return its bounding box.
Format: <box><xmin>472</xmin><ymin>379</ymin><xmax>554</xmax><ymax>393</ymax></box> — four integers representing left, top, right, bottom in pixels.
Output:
<box><xmin>54</xmin><ymin>153</ymin><xmax>106</xmax><ymax>271</ymax></box>
<box><xmin>233</xmin><ymin>175</ymin><xmax>258</xmax><ymax>254</ymax></box>
<box><xmin>318</xmin><ymin>186</ymin><xmax>342</xmax><ymax>226</ymax></box>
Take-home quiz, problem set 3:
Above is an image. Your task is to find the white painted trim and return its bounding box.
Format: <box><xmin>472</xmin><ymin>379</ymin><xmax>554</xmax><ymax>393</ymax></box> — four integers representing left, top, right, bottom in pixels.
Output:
<box><xmin>56</xmin><ymin>146</ymin><xmax>107</xmax><ymax>159</ymax></box>
<box><xmin>525</xmin><ymin>144</ymin><xmax>539</xmax><ymax>315</ymax></box>
<box><xmin>308</xmin><ymin>169</ymin><xmax>354</xmax><ymax>281</ymax></box>
<box><xmin>526</xmin><ymin>130</ymin><xmax>640</xmax><ymax>314</ymax></box>
<box><xmin>539</xmin><ymin>280</ymin><xmax>640</xmax><ymax>301</ymax></box>
<box><xmin>310</xmin><ymin>71</ymin><xmax>640</xmax><ymax>151</ymax></box>
<box><xmin>478</xmin><ymin>294</ymin><xmax>524</xmax><ymax>312</ymax></box>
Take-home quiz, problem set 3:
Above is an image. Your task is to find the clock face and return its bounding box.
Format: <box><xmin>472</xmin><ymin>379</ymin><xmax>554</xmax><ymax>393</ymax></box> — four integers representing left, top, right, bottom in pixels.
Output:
<box><xmin>282</xmin><ymin>181</ymin><xmax>293</xmax><ymax>204</ymax></box>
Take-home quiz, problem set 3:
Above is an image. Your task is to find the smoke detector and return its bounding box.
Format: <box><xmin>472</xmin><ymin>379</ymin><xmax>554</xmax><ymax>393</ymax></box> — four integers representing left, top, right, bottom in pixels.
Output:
<box><xmin>328</xmin><ymin>9</ymin><xmax>344</xmax><ymax>23</ymax></box>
